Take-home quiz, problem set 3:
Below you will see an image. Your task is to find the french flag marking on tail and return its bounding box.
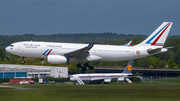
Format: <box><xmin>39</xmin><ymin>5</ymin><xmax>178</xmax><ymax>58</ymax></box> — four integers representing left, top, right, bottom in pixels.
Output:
<box><xmin>136</xmin><ymin>22</ymin><xmax>173</xmax><ymax>47</ymax></box>
<box><xmin>146</xmin><ymin>22</ymin><xmax>172</xmax><ymax>46</ymax></box>
<box><xmin>42</xmin><ymin>49</ymin><xmax>52</xmax><ymax>56</ymax></box>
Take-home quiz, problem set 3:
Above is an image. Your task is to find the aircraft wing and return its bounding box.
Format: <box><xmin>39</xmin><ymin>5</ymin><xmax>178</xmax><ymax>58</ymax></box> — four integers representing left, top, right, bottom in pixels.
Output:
<box><xmin>64</xmin><ymin>42</ymin><xmax>94</xmax><ymax>58</ymax></box>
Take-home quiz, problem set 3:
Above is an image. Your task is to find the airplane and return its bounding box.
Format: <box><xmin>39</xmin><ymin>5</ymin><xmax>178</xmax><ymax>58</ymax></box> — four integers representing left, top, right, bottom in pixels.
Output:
<box><xmin>70</xmin><ymin>60</ymin><xmax>134</xmax><ymax>85</ymax></box>
<box><xmin>124</xmin><ymin>40</ymin><xmax>132</xmax><ymax>46</ymax></box>
<box><xmin>5</xmin><ymin>22</ymin><xmax>173</xmax><ymax>71</ymax></box>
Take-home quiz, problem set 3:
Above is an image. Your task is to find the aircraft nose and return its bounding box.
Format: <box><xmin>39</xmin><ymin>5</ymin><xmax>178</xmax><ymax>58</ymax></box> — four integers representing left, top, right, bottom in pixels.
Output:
<box><xmin>5</xmin><ymin>47</ymin><xmax>9</xmax><ymax>52</ymax></box>
<box><xmin>5</xmin><ymin>46</ymin><xmax>11</xmax><ymax>52</ymax></box>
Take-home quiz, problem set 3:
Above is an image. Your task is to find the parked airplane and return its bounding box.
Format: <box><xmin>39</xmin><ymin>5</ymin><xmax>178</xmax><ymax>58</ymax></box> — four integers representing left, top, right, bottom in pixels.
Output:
<box><xmin>5</xmin><ymin>22</ymin><xmax>173</xmax><ymax>71</ymax></box>
<box><xmin>70</xmin><ymin>60</ymin><xmax>134</xmax><ymax>85</ymax></box>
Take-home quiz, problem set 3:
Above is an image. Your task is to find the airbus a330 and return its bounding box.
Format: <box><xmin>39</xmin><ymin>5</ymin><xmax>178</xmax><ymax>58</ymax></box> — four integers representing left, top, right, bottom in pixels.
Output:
<box><xmin>5</xmin><ymin>22</ymin><xmax>173</xmax><ymax>71</ymax></box>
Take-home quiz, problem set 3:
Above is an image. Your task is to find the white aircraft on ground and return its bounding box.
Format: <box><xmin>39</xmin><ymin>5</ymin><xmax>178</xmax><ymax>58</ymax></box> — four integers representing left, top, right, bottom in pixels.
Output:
<box><xmin>5</xmin><ymin>22</ymin><xmax>173</xmax><ymax>71</ymax></box>
<box><xmin>70</xmin><ymin>60</ymin><xmax>134</xmax><ymax>85</ymax></box>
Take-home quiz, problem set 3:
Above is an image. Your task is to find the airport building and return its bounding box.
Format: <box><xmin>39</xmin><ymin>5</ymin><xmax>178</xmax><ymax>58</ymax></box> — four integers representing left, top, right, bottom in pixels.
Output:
<box><xmin>0</xmin><ymin>64</ymin><xmax>68</xmax><ymax>78</ymax></box>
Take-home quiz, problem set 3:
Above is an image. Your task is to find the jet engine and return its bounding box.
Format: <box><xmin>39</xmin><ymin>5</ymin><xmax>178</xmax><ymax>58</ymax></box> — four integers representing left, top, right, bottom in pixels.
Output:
<box><xmin>47</xmin><ymin>55</ymin><xmax>67</xmax><ymax>64</ymax></box>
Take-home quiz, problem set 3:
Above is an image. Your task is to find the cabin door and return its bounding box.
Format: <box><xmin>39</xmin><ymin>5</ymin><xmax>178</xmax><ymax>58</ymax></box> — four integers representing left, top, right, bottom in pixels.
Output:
<box><xmin>129</xmin><ymin>48</ymin><xmax>134</xmax><ymax>55</ymax></box>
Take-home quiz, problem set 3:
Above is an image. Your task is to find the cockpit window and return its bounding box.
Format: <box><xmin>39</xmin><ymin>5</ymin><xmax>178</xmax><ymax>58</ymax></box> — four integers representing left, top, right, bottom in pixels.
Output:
<box><xmin>10</xmin><ymin>45</ymin><xmax>14</xmax><ymax>47</ymax></box>
<box><xmin>70</xmin><ymin>76</ymin><xmax>74</xmax><ymax>78</ymax></box>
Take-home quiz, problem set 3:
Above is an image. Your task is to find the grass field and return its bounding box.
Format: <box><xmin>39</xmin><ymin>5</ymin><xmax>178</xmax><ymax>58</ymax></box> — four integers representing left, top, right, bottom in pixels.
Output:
<box><xmin>143</xmin><ymin>78</ymin><xmax>180</xmax><ymax>83</ymax></box>
<box><xmin>0</xmin><ymin>83</ymin><xmax>180</xmax><ymax>101</ymax></box>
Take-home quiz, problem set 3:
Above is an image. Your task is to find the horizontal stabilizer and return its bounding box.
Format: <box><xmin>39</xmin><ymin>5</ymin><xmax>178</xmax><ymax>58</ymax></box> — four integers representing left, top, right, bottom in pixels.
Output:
<box><xmin>147</xmin><ymin>48</ymin><xmax>161</xmax><ymax>54</ymax></box>
<box><xmin>164</xmin><ymin>46</ymin><xmax>174</xmax><ymax>49</ymax></box>
<box><xmin>147</xmin><ymin>46</ymin><xmax>173</xmax><ymax>54</ymax></box>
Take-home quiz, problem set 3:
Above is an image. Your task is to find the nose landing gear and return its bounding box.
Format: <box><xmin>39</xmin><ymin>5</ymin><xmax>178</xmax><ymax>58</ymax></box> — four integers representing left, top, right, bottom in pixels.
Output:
<box><xmin>21</xmin><ymin>57</ymin><xmax>25</xmax><ymax>64</ymax></box>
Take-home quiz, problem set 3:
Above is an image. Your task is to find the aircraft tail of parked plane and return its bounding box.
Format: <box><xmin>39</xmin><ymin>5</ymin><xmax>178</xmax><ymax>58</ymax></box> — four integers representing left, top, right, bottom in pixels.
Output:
<box><xmin>136</xmin><ymin>22</ymin><xmax>172</xmax><ymax>47</ymax></box>
<box><xmin>122</xmin><ymin>60</ymin><xmax>133</xmax><ymax>73</ymax></box>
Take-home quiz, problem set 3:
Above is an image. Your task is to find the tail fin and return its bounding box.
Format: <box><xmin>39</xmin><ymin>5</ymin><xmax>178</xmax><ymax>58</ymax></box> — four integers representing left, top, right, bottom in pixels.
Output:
<box><xmin>123</xmin><ymin>60</ymin><xmax>133</xmax><ymax>73</ymax></box>
<box><xmin>136</xmin><ymin>22</ymin><xmax>173</xmax><ymax>47</ymax></box>
<box><xmin>125</xmin><ymin>40</ymin><xmax>132</xmax><ymax>46</ymax></box>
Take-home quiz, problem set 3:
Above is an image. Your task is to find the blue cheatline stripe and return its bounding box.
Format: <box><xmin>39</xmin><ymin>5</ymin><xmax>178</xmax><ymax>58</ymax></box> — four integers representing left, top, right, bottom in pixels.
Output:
<box><xmin>42</xmin><ymin>49</ymin><xmax>49</xmax><ymax>55</ymax></box>
<box><xmin>146</xmin><ymin>43</ymin><xmax>164</xmax><ymax>45</ymax></box>
<box><xmin>155</xmin><ymin>43</ymin><xmax>164</xmax><ymax>45</ymax></box>
<box><xmin>146</xmin><ymin>22</ymin><xmax>170</xmax><ymax>44</ymax></box>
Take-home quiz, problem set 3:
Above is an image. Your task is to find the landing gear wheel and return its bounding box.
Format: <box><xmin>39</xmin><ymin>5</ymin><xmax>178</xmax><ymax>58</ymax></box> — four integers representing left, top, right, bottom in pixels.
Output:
<box><xmin>81</xmin><ymin>67</ymin><xmax>86</xmax><ymax>71</ymax></box>
<box><xmin>84</xmin><ymin>62</ymin><xmax>90</xmax><ymax>67</ymax></box>
<box><xmin>21</xmin><ymin>60</ymin><xmax>25</xmax><ymax>64</ymax></box>
<box><xmin>76</xmin><ymin>64</ymin><xmax>82</xmax><ymax>68</ymax></box>
<box><xmin>89</xmin><ymin>66</ymin><xmax>94</xmax><ymax>70</ymax></box>
<box><xmin>21</xmin><ymin>57</ymin><xmax>25</xmax><ymax>64</ymax></box>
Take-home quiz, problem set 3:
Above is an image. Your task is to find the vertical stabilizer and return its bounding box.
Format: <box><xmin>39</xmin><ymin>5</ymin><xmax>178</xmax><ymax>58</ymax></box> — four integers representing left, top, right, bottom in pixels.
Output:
<box><xmin>123</xmin><ymin>60</ymin><xmax>133</xmax><ymax>73</ymax></box>
<box><xmin>125</xmin><ymin>40</ymin><xmax>132</xmax><ymax>46</ymax></box>
<box><xmin>136</xmin><ymin>22</ymin><xmax>173</xmax><ymax>47</ymax></box>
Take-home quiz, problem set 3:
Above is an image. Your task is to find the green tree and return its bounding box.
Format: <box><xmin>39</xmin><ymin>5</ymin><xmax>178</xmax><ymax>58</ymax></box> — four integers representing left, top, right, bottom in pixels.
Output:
<box><xmin>24</xmin><ymin>58</ymin><xmax>33</xmax><ymax>65</ymax></box>
<box><xmin>138</xmin><ymin>57</ymin><xmax>154</xmax><ymax>69</ymax></box>
<box><xmin>168</xmin><ymin>59</ymin><xmax>177</xmax><ymax>69</ymax></box>
<box><xmin>151</xmin><ymin>60</ymin><xmax>159</xmax><ymax>68</ymax></box>
<box><xmin>85</xmin><ymin>69</ymin><xmax>95</xmax><ymax>73</ymax></box>
<box><xmin>158</xmin><ymin>60</ymin><xmax>166</xmax><ymax>68</ymax></box>
<box><xmin>0</xmin><ymin>57</ymin><xmax>2</xmax><ymax>63</ymax></box>
<box><xmin>33</xmin><ymin>58</ymin><xmax>42</xmax><ymax>65</ymax></box>
<box><xmin>2</xmin><ymin>58</ymin><xmax>8</xmax><ymax>64</ymax></box>
<box><xmin>9</xmin><ymin>55</ymin><xmax>17</xmax><ymax>64</ymax></box>
<box><xmin>0</xmin><ymin>49</ymin><xmax>5</xmax><ymax>59</ymax></box>
<box><xmin>68</xmin><ymin>62</ymin><xmax>81</xmax><ymax>73</ymax></box>
<box><xmin>16</xmin><ymin>57</ymin><xmax>23</xmax><ymax>64</ymax></box>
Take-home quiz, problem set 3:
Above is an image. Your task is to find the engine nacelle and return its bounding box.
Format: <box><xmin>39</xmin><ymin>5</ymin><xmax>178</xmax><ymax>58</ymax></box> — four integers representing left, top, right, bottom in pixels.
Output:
<box><xmin>104</xmin><ymin>79</ymin><xmax>111</xmax><ymax>82</ymax></box>
<box><xmin>47</xmin><ymin>55</ymin><xmax>67</xmax><ymax>64</ymax></box>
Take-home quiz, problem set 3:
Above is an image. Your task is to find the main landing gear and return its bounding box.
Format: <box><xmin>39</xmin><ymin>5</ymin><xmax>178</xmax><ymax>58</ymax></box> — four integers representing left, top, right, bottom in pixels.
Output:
<box><xmin>21</xmin><ymin>57</ymin><xmax>25</xmax><ymax>64</ymax></box>
<box><xmin>76</xmin><ymin>62</ymin><xmax>94</xmax><ymax>71</ymax></box>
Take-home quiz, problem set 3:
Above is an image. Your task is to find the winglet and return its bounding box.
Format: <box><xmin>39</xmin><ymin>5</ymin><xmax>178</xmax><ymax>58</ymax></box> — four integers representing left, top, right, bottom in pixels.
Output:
<box><xmin>125</xmin><ymin>40</ymin><xmax>132</xmax><ymax>46</ymax></box>
<box><xmin>123</xmin><ymin>60</ymin><xmax>133</xmax><ymax>74</ymax></box>
<box><xmin>88</xmin><ymin>42</ymin><xmax>94</xmax><ymax>47</ymax></box>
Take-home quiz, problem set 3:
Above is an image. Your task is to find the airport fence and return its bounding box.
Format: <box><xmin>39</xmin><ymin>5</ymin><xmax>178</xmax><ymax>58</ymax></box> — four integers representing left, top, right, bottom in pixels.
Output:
<box><xmin>142</xmin><ymin>76</ymin><xmax>180</xmax><ymax>85</ymax></box>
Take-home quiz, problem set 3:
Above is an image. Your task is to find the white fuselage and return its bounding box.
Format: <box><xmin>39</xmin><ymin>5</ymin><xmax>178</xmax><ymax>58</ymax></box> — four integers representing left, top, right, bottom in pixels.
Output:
<box><xmin>5</xmin><ymin>22</ymin><xmax>172</xmax><ymax>64</ymax></box>
<box><xmin>70</xmin><ymin>73</ymin><xmax>132</xmax><ymax>82</ymax></box>
<box><xmin>5</xmin><ymin>41</ymin><xmax>167</xmax><ymax>63</ymax></box>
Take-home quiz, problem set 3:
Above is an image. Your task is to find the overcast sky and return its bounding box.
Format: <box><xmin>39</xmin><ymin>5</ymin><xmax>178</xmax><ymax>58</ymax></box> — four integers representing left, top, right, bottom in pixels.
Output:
<box><xmin>0</xmin><ymin>0</ymin><xmax>179</xmax><ymax>35</ymax></box>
